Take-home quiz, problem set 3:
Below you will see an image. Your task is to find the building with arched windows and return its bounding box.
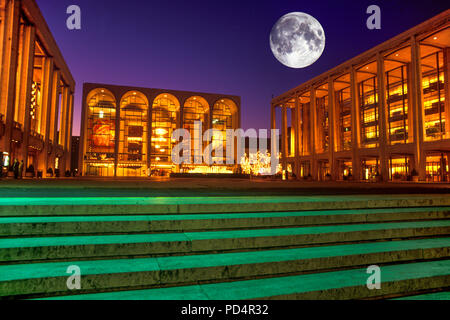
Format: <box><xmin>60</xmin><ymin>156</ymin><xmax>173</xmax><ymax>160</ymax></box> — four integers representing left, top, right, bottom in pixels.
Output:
<box><xmin>272</xmin><ymin>10</ymin><xmax>450</xmax><ymax>183</ymax></box>
<box><xmin>79</xmin><ymin>83</ymin><xmax>240</xmax><ymax>177</ymax></box>
<box><xmin>0</xmin><ymin>0</ymin><xmax>75</xmax><ymax>176</ymax></box>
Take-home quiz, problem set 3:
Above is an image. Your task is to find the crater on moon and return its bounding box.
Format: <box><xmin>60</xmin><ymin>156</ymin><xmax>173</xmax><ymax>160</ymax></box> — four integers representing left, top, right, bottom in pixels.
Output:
<box><xmin>270</xmin><ymin>12</ymin><xmax>325</xmax><ymax>69</ymax></box>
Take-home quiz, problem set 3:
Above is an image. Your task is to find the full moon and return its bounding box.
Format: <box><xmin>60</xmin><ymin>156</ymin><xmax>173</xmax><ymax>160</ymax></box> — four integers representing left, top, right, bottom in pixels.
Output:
<box><xmin>270</xmin><ymin>12</ymin><xmax>325</xmax><ymax>69</ymax></box>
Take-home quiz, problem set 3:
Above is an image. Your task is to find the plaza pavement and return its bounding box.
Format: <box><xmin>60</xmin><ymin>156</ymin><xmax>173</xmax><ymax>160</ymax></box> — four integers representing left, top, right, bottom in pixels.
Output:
<box><xmin>0</xmin><ymin>177</ymin><xmax>449</xmax><ymax>197</ymax></box>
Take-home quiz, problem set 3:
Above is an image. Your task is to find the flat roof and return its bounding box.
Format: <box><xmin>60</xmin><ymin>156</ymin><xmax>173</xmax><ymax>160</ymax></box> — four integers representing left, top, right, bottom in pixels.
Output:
<box><xmin>82</xmin><ymin>82</ymin><xmax>241</xmax><ymax>105</ymax></box>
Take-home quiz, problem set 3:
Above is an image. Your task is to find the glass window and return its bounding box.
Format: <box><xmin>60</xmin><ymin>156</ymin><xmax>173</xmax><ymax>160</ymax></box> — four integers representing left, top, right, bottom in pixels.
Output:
<box><xmin>359</xmin><ymin>76</ymin><xmax>379</xmax><ymax>148</ymax></box>
<box><xmin>117</xmin><ymin>91</ymin><xmax>148</xmax><ymax>177</ymax></box>
<box><xmin>386</xmin><ymin>65</ymin><xmax>409</xmax><ymax>144</ymax></box>
<box><xmin>84</xmin><ymin>88</ymin><xmax>116</xmax><ymax>177</ymax></box>
<box><xmin>151</xmin><ymin>94</ymin><xmax>179</xmax><ymax>169</ymax></box>
<box><xmin>183</xmin><ymin>97</ymin><xmax>208</xmax><ymax>165</ymax></box>
<box><xmin>422</xmin><ymin>50</ymin><xmax>446</xmax><ymax>141</ymax></box>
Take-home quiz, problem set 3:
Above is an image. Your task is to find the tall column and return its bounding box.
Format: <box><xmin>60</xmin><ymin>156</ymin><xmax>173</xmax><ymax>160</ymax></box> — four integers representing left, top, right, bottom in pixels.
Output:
<box><xmin>58</xmin><ymin>86</ymin><xmax>70</xmax><ymax>173</ymax></box>
<box><xmin>310</xmin><ymin>88</ymin><xmax>318</xmax><ymax>180</ymax></box>
<box><xmin>18</xmin><ymin>25</ymin><xmax>36</xmax><ymax>168</ymax></box>
<box><xmin>410</xmin><ymin>36</ymin><xmax>426</xmax><ymax>180</ymax></box>
<box><xmin>0</xmin><ymin>0</ymin><xmax>20</xmax><ymax>153</ymax></box>
<box><xmin>114</xmin><ymin>93</ymin><xmax>120</xmax><ymax>177</ymax></box>
<box><xmin>350</xmin><ymin>67</ymin><xmax>361</xmax><ymax>181</ymax></box>
<box><xmin>377</xmin><ymin>53</ymin><xmax>389</xmax><ymax>182</ymax></box>
<box><xmin>294</xmin><ymin>96</ymin><xmax>300</xmax><ymax>177</ymax></box>
<box><xmin>65</xmin><ymin>92</ymin><xmax>74</xmax><ymax>171</ymax></box>
<box><xmin>444</xmin><ymin>47</ymin><xmax>450</xmax><ymax>138</ymax></box>
<box><xmin>59</xmin><ymin>86</ymin><xmax>69</xmax><ymax>147</ymax></box>
<box><xmin>270</xmin><ymin>104</ymin><xmax>276</xmax><ymax>130</ymax></box>
<box><xmin>42</xmin><ymin>68</ymin><xmax>59</xmax><ymax>172</ymax></box>
<box><xmin>296</xmin><ymin>97</ymin><xmax>303</xmax><ymax>157</ymax></box>
<box><xmin>281</xmin><ymin>104</ymin><xmax>287</xmax><ymax>171</ymax></box>
<box><xmin>37</xmin><ymin>59</ymin><xmax>55</xmax><ymax>172</ymax></box>
<box><xmin>328</xmin><ymin>79</ymin><xmax>336</xmax><ymax>180</ymax></box>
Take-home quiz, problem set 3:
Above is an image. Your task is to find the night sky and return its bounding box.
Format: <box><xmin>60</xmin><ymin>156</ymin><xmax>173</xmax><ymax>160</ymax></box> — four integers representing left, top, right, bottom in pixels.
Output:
<box><xmin>35</xmin><ymin>0</ymin><xmax>448</xmax><ymax>136</ymax></box>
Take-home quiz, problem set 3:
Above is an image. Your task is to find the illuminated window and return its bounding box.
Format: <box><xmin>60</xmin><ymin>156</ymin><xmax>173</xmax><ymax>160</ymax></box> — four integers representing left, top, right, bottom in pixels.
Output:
<box><xmin>117</xmin><ymin>91</ymin><xmax>148</xmax><ymax>177</ymax></box>
<box><xmin>183</xmin><ymin>96</ymin><xmax>209</xmax><ymax>164</ymax></box>
<box><xmin>421</xmin><ymin>49</ymin><xmax>446</xmax><ymax>141</ymax></box>
<box><xmin>212</xmin><ymin>99</ymin><xmax>237</xmax><ymax>164</ymax></box>
<box><xmin>298</xmin><ymin>94</ymin><xmax>310</xmax><ymax>156</ymax></box>
<box><xmin>359</xmin><ymin>76</ymin><xmax>379</xmax><ymax>148</ymax></box>
<box><xmin>151</xmin><ymin>93</ymin><xmax>179</xmax><ymax>165</ymax></box>
<box><xmin>84</xmin><ymin>88</ymin><xmax>116</xmax><ymax>177</ymax></box>
<box><xmin>335</xmin><ymin>83</ymin><xmax>352</xmax><ymax>151</ymax></box>
<box><xmin>315</xmin><ymin>88</ymin><xmax>329</xmax><ymax>153</ymax></box>
<box><xmin>386</xmin><ymin>65</ymin><xmax>409</xmax><ymax>144</ymax></box>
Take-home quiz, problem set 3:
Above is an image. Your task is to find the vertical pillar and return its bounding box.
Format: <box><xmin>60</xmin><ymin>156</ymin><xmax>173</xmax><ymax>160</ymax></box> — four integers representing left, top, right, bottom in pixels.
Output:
<box><xmin>270</xmin><ymin>104</ymin><xmax>276</xmax><ymax>130</ymax></box>
<box><xmin>294</xmin><ymin>96</ymin><xmax>300</xmax><ymax>178</ymax></box>
<box><xmin>328</xmin><ymin>78</ymin><xmax>336</xmax><ymax>180</ymax></box>
<box><xmin>411</xmin><ymin>36</ymin><xmax>426</xmax><ymax>180</ymax></box>
<box><xmin>0</xmin><ymin>0</ymin><xmax>20</xmax><ymax>153</ymax></box>
<box><xmin>310</xmin><ymin>88</ymin><xmax>317</xmax><ymax>180</ymax></box>
<box><xmin>350</xmin><ymin>67</ymin><xmax>361</xmax><ymax>181</ymax></box>
<box><xmin>44</xmin><ymin>68</ymin><xmax>59</xmax><ymax>172</ymax></box>
<box><xmin>281</xmin><ymin>104</ymin><xmax>287</xmax><ymax>171</ymax></box>
<box><xmin>444</xmin><ymin>47</ymin><xmax>450</xmax><ymax>138</ymax></box>
<box><xmin>303</xmin><ymin>99</ymin><xmax>309</xmax><ymax>157</ymax></box>
<box><xmin>377</xmin><ymin>53</ymin><xmax>389</xmax><ymax>182</ymax></box>
<box><xmin>114</xmin><ymin>93</ymin><xmax>120</xmax><ymax>177</ymax></box>
<box><xmin>146</xmin><ymin>95</ymin><xmax>153</xmax><ymax>175</ymax></box>
<box><xmin>58</xmin><ymin>86</ymin><xmax>70</xmax><ymax>173</ymax></box>
<box><xmin>78</xmin><ymin>87</ymin><xmax>89</xmax><ymax>175</ymax></box>
<box><xmin>38</xmin><ymin>60</ymin><xmax>55</xmax><ymax>173</ymax></box>
<box><xmin>65</xmin><ymin>92</ymin><xmax>74</xmax><ymax>171</ymax></box>
<box><xmin>18</xmin><ymin>25</ymin><xmax>36</xmax><ymax>168</ymax></box>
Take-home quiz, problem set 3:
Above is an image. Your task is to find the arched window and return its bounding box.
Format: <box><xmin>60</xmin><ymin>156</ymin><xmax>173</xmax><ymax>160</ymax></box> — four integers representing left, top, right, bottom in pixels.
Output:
<box><xmin>212</xmin><ymin>99</ymin><xmax>237</xmax><ymax>164</ymax></box>
<box><xmin>84</xmin><ymin>88</ymin><xmax>116</xmax><ymax>177</ymax></box>
<box><xmin>151</xmin><ymin>94</ymin><xmax>180</xmax><ymax>169</ymax></box>
<box><xmin>183</xmin><ymin>96</ymin><xmax>209</xmax><ymax>163</ymax></box>
<box><xmin>117</xmin><ymin>91</ymin><xmax>149</xmax><ymax>177</ymax></box>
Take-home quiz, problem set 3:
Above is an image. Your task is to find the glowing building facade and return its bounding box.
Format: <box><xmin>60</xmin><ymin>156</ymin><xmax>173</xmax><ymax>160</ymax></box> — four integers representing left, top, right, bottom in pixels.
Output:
<box><xmin>272</xmin><ymin>10</ymin><xmax>450</xmax><ymax>182</ymax></box>
<box><xmin>80</xmin><ymin>83</ymin><xmax>240</xmax><ymax>177</ymax></box>
<box><xmin>0</xmin><ymin>0</ymin><xmax>75</xmax><ymax>175</ymax></box>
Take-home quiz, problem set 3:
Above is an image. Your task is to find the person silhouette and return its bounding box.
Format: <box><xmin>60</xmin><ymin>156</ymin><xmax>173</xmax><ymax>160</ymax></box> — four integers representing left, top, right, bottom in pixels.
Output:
<box><xmin>12</xmin><ymin>159</ymin><xmax>19</xmax><ymax>179</ymax></box>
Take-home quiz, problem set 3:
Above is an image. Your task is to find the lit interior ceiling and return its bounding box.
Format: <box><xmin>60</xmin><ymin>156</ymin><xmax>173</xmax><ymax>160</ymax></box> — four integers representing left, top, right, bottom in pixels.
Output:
<box><xmin>333</xmin><ymin>73</ymin><xmax>350</xmax><ymax>91</ymax></box>
<box><xmin>356</xmin><ymin>61</ymin><xmax>377</xmax><ymax>82</ymax></box>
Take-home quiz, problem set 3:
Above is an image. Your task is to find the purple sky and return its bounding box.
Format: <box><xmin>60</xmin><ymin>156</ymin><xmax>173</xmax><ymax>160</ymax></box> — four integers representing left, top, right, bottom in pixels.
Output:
<box><xmin>36</xmin><ymin>0</ymin><xmax>448</xmax><ymax>136</ymax></box>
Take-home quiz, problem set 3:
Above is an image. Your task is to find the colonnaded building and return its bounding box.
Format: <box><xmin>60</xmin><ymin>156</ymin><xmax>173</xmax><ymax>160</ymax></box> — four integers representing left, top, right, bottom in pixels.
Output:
<box><xmin>0</xmin><ymin>0</ymin><xmax>75</xmax><ymax>174</ymax></box>
<box><xmin>79</xmin><ymin>83</ymin><xmax>241</xmax><ymax>177</ymax></box>
<box><xmin>272</xmin><ymin>10</ymin><xmax>450</xmax><ymax>183</ymax></box>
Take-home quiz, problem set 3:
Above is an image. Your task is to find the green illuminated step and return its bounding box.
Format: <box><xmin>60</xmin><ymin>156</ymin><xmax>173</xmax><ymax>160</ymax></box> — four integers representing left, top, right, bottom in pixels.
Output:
<box><xmin>1</xmin><ymin>237</ymin><xmax>449</xmax><ymax>298</ymax></box>
<box><xmin>37</xmin><ymin>259</ymin><xmax>450</xmax><ymax>300</ymax></box>
<box><xmin>1</xmin><ymin>220</ymin><xmax>450</xmax><ymax>262</ymax></box>
<box><xmin>1</xmin><ymin>207</ymin><xmax>448</xmax><ymax>237</ymax></box>
<box><xmin>1</xmin><ymin>195</ymin><xmax>450</xmax><ymax>216</ymax></box>
<box><xmin>393</xmin><ymin>291</ymin><xmax>450</xmax><ymax>300</ymax></box>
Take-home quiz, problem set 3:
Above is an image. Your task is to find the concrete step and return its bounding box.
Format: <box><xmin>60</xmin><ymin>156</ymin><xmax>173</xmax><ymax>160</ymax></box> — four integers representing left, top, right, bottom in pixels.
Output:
<box><xmin>1</xmin><ymin>237</ymin><xmax>449</xmax><ymax>298</ymax></box>
<box><xmin>393</xmin><ymin>291</ymin><xmax>450</xmax><ymax>300</ymax></box>
<box><xmin>35</xmin><ymin>259</ymin><xmax>450</xmax><ymax>300</ymax></box>
<box><xmin>1</xmin><ymin>207</ymin><xmax>449</xmax><ymax>237</ymax></box>
<box><xmin>1</xmin><ymin>220</ymin><xmax>450</xmax><ymax>263</ymax></box>
<box><xmin>1</xmin><ymin>195</ymin><xmax>450</xmax><ymax>216</ymax></box>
